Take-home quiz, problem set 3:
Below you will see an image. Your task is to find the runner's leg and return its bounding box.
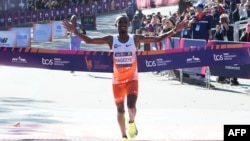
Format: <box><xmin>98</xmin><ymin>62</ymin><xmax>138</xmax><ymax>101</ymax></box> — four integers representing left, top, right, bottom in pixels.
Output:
<box><xmin>113</xmin><ymin>84</ymin><xmax>127</xmax><ymax>138</ymax></box>
<box><xmin>126</xmin><ymin>80</ymin><xmax>138</xmax><ymax>138</ymax></box>
<box><xmin>126</xmin><ymin>80</ymin><xmax>138</xmax><ymax>122</ymax></box>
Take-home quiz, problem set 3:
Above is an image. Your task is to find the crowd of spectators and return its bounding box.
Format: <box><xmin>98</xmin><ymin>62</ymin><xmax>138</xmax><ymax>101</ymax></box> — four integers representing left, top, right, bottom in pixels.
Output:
<box><xmin>126</xmin><ymin>0</ymin><xmax>250</xmax><ymax>85</ymax></box>
<box><xmin>0</xmin><ymin>0</ymin><xmax>107</xmax><ymax>11</ymax></box>
<box><xmin>28</xmin><ymin>0</ymin><xmax>101</xmax><ymax>11</ymax></box>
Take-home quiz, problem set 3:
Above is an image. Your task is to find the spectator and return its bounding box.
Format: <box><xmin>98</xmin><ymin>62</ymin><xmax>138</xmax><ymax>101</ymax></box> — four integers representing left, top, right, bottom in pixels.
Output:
<box><xmin>188</xmin><ymin>3</ymin><xmax>213</xmax><ymax>41</ymax></box>
<box><xmin>28</xmin><ymin>0</ymin><xmax>35</xmax><ymax>11</ymax></box>
<box><xmin>188</xmin><ymin>3</ymin><xmax>213</xmax><ymax>79</ymax></box>
<box><xmin>232</xmin><ymin>2</ymin><xmax>240</xmax><ymax>22</ymax></box>
<box><xmin>214</xmin><ymin>13</ymin><xmax>239</xmax><ymax>85</ymax></box>
<box><xmin>130</xmin><ymin>0</ymin><xmax>138</xmax><ymax>14</ymax></box>
<box><xmin>126</xmin><ymin>4</ymin><xmax>135</xmax><ymax>22</ymax></box>
<box><xmin>92</xmin><ymin>2</ymin><xmax>98</xmax><ymax>16</ymax></box>
<box><xmin>140</xmin><ymin>16</ymin><xmax>148</xmax><ymax>28</ymax></box>
<box><xmin>160</xmin><ymin>16</ymin><xmax>180</xmax><ymax>79</ymax></box>
<box><xmin>238</xmin><ymin>1</ymin><xmax>248</xmax><ymax>20</ymax></box>
<box><xmin>36</xmin><ymin>0</ymin><xmax>43</xmax><ymax>10</ymax></box>
<box><xmin>180</xmin><ymin>7</ymin><xmax>194</xmax><ymax>38</ymax></box>
<box><xmin>146</xmin><ymin>14</ymin><xmax>162</xmax><ymax>50</ymax></box>
<box><xmin>131</xmin><ymin>15</ymin><xmax>141</xmax><ymax>34</ymax></box>
<box><xmin>161</xmin><ymin>16</ymin><xmax>177</xmax><ymax>36</ymax></box>
<box><xmin>178</xmin><ymin>0</ymin><xmax>193</xmax><ymax>14</ymax></box>
<box><xmin>239</xmin><ymin>22</ymin><xmax>250</xmax><ymax>41</ymax></box>
<box><xmin>136</xmin><ymin>9</ymin><xmax>145</xmax><ymax>21</ymax></box>
<box><xmin>214</xmin><ymin>0</ymin><xmax>226</xmax><ymax>14</ymax></box>
<box><xmin>222</xmin><ymin>0</ymin><xmax>231</xmax><ymax>13</ymax></box>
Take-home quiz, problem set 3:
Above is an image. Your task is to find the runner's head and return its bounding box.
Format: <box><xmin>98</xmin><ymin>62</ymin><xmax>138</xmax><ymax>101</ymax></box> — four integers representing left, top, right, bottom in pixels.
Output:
<box><xmin>70</xmin><ymin>15</ymin><xmax>77</xmax><ymax>24</ymax></box>
<box><xmin>115</xmin><ymin>15</ymin><xmax>130</xmax><ymax>34</ymax></box>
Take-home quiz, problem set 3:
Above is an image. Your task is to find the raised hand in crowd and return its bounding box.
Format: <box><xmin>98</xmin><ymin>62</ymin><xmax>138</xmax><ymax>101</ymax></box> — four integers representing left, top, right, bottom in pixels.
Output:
<box><xmin>175</xmin><ymin>19</ymin><xmax>189</xmax><ymax>32</ymax></box>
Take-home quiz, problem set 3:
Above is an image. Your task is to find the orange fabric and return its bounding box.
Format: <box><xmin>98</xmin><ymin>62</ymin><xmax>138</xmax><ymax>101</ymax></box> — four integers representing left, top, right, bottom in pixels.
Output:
<box><xmin>113</xmin><ymin>59</ymin><xmax>137</xmax><ymax>83</ymax></box>
<box><xmin>112</xmin><ymin>80</ymin><xmax>138</xmax><ymax>103</ymax></box>
<box><xmin>195</xmin><ymin>12</ymin><xmax>205</xmax><ymax>20</ymax></box>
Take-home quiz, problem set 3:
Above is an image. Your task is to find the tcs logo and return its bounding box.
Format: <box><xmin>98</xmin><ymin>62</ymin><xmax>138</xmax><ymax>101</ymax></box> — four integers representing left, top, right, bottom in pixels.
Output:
<box><xmin>42</xmin><ymin>58</ymin><xmax>53</xmax><ymax>65</ymax></box>
<box><xmin>146</xmin><ymin>60</ymin><xmax>156</xmax><ymax>67</ymax></box>
<box><xmin>213</xmin><ymin>54</ymin><xmax>223</xmax><ymax>61</ymax></box>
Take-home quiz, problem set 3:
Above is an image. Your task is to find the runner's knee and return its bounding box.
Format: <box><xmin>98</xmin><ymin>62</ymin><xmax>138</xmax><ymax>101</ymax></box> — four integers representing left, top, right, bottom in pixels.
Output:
<box><xmin>116</xmin><ymin>102</ymin><xmax>125</xmax><ymax>113</ymax></box>
<box><xmin>127</xmin><ymin>94</ymin><xmax>137</xmax><ymax>109</ymax></box>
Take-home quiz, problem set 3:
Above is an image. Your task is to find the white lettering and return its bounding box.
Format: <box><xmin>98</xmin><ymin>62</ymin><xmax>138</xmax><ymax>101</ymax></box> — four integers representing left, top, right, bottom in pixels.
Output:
<box><xmin>42</xmin><ymin>58</ymin><xmax>53</xmax><ymax>65</ymax></box>
<box><xmin>213</xmin><ymin>54</ymin><xmax>223</xmax><ymax>61</ymax></box>
<box><xmin>241</xmin><ymin>129</ymin><xmax>246</xmax><ymax>136</ymax></box>
<box><xmin>228</xmin><ymin>129</ymin><xmax>235</xmax><ymax>136</ymax></box>
<box><xmin>116</xmin><ymin>58</ymin><xmax>132</xmax><ymax>63</ymax></box>
<box><xmin>146</xmin><ymin>60</ymin><xmax>156</xmax><ymax>67</ymax></box>
<box><xmin>228</xmin><ymin>129</ymin><xmax>247</xmax><ymax>136</ymax></box>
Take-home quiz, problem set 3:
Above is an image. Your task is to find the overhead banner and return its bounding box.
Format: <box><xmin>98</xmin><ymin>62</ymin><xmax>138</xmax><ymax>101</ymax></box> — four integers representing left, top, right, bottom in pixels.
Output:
<box><xmin>0</xmin><ymin>31</ymin><xmax>16</xmax><ymax>47</ymax></box>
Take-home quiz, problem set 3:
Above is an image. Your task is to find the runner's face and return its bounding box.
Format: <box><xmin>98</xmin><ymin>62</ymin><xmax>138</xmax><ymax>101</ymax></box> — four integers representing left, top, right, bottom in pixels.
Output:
<box><xmin>116</xmin><ymin>17</ymin><xmax>129</xmax><ymax>34</ymax></box>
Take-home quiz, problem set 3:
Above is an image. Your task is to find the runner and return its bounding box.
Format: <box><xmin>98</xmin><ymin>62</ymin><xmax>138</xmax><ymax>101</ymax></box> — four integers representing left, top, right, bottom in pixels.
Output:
<box><xmin>62</xmin><ymin>15</ymin><xmax>187</xmax><ymax>141</ymax></box>
<box><xmin>68</xmin><ymin>14</ymin><xmax>86</xmax><ymax>74</ymax></box>
<box><xmin>69</xmin><ymin>14</ymin><xmax>85</xmax><ymax>50</ymax></box>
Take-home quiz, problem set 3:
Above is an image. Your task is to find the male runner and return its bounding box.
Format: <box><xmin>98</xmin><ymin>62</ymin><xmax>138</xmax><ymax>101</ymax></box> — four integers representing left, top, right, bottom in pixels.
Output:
<box><xmin>62</xmin><ymin>15</ymin><xmax>187</xmax><ymax>141</ymax></box>
<box><xmin>69</xmin><ymin>14</ymin><xmax>85</xmax><ymax>50</ymax></box>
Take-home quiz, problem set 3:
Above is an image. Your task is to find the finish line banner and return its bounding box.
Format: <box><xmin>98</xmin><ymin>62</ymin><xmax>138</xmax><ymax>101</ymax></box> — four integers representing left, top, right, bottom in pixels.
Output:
<box><xmin>0</xmin><ymin>40</ymin><xmax>250</xmax><ymax>73</ymax></box>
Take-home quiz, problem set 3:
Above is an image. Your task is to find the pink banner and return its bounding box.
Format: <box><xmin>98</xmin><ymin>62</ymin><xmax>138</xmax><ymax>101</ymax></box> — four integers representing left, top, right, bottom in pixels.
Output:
<box><xmin>136</xmin><ymin>0</ymin><xmax>151</xmax><ymax>9</ymax></box>
<box><xmin>168</xmin><ymin>0</ymin><xmax>178</xmax><ymax>5</ymax></box>
<box><xmin>136</xmin><ymin>0</ymin><xmax>177</xmax><ymax>8</ymax></box>
<box><xmin>154</xmin><ymin>0</ymin><xmax>168</xmax><ymax>6</ymax></box>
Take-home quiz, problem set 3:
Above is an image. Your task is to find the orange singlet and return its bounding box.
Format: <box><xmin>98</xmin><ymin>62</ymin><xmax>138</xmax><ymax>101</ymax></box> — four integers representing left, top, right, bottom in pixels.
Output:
<box><xmin>112</xmin><ymin>34</ymin><xmax>138</xmax><ymax>103</ymax></box>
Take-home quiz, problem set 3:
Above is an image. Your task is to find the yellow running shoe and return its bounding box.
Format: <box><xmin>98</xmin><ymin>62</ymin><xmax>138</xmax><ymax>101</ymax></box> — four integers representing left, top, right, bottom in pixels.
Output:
<box><xmin>128</xmin><ymin>121</ymin><xmax>138</xmax><ymax>138</ymax></box>
<box><xmin>122</xmin><ymin>137</ymin><xmax>128</xmax><ymax>141</ymax></box>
